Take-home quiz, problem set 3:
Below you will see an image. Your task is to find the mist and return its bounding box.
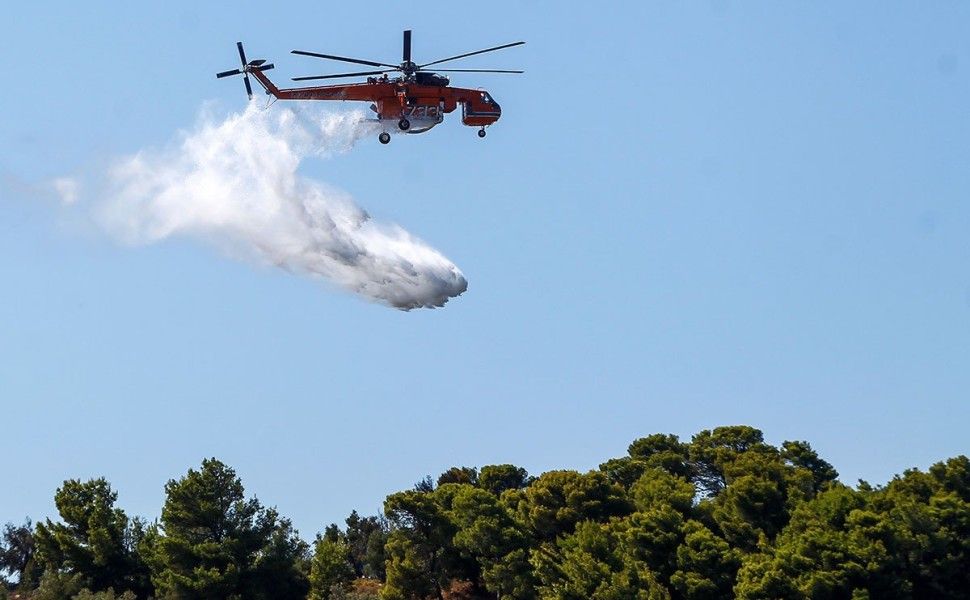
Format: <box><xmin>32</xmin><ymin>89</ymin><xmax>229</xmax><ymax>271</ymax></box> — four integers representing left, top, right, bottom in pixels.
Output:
<box><xmin>60</xmin><ymin>102</ymin><xmax>467</xmax><ymax>310</ymax></box>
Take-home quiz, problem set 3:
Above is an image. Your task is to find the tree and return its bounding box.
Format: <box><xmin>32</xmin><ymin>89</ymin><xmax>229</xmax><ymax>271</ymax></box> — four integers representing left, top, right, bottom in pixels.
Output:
<box><xmin>876</xmin><ymin>463</ymin><xmax>970</xmax><ymax>597</ymax></box>
<box><xmin>929</xmin><ymin>455</ymin><xmax>970</xmax><ymax>501</ymax></box>
<box><xmin>599</xmin><ymin>458</ymin><xmax>650</xmax><ymax>489</ymax></box>
<box><xmin>689</xmin><ymin>426</ymin><xmax>770</xmax><ymax>497</ymax></box>
<box><xmin>532</xmin><ymin>521</ymin><xmax>671</xmax><ymax>600</ymax></box>
<box><xmin>628</xmin><ymin>434</ymin><xmax>693</xmax><ymax>480</ymax></box>
<box><xmin>449</xmin><ymin>486</ymin><xmax>535</xmax><ymax>599</ymax></box>
<box><xmin>513</xmin><ymin>471</ymin><xmax>631</xmax><ymax>542</ymax></box>
<box><xmin>478</xmin><ymin>465</ymin><xmax>531</xmax><ymax>496</ymax></box>
<box><xmin>33</xmin><ymin>478</ymin><xmax>148</xmax><ymax>596</ymax></box>
<box><xmin>309</xmin><ymin>538</ymin><xmax>354</xmax><ymax>600</ymax></box>
<box><xmin>414</xmin><ymin>476</ymin><xmax>435</xmax><ymax>493</ymax></box>
<box><xmin>630</xmin><ymin>469</ymin><xmax>696</xmax><ymax>515</ymax></box>
<box><xmin>382</xmin><ymin>489</ymin><xmax>454</xmax><ymax>600</ymax></box>
<box><xmin>0</xmin><ymin>519</ymin><xmax>40</xmax><ymax>590</ymax></box>
<box><xmin>437</xmin><ymin>467</ymin><xmax>478</xmax><ymax>487</ymax></box>
<box><xmin>31</xmin><ymin>570</ymin><xmax>85</xmax><ymax>600</ymax></box>
<box><xmin>709</xmin><ymin>465</ymin><xmax>788</xmax><ymax>550</ymax></box>
<box><xmin>73</xmin><ymin>589</ymin><xmax>138</xmax><ymax>600</ymax></box>
<box><xmin>781</xmin><ymin>441</ymin><xmax>839</xmax><ymax>494</ymax></box>
<box><xmin>145</xmin><ymin>458</ymin><xmax>309</xmax><ymax>599</ymax></box>
<box><xmin>381</xmin><ymin>530</ymin><xmax>437</xmax><ymax>600</ymax></box>
<box><xmin>600</xmin><ymin>435</ymin><xmax>692</xmax><ymax>489</ymax></box>
<box><xmin>734</xmin><ymin>485</ymin><xmax>894</xmax><ymax>599</ymax></box>
<box><xmin>9</xmin><ymin>428</ymin><xmax>970</xmax><ymax>599</ymax></box>
<box><xmin>669</xmin><ymin>520</ymin><xmax>739</xmax><ymax>599</ymax></box>
<box><xmin>343</xmin><ymin>511</ymin><xmax>388</xmax><ymax>580</ymax></box>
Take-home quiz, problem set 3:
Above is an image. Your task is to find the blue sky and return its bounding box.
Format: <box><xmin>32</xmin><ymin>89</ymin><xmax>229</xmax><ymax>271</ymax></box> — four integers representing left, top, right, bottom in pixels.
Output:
<box><xmin>1</xmin><ymin>2</ymin><xmax>968</xmax><ymax>538</ymax></box>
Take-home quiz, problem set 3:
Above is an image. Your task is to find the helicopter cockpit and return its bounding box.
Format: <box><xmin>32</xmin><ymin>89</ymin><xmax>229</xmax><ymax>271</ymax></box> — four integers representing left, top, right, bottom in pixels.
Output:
<box><xmin>480</xmin><ymin>91</ymin><xmax>500</xmax><ymax>108</ymax></box>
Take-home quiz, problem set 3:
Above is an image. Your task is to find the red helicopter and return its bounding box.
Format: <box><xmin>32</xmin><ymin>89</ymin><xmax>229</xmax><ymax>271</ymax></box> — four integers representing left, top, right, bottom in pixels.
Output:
<box><xmin>216</xmin><ymin>30</ymin><xmax>524</xmax><ymax>144</ymax></box>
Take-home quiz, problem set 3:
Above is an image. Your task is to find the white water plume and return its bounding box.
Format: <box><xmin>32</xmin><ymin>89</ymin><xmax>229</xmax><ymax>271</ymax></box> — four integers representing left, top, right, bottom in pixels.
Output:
<box><xmin>62</xmin><ymin>102</ymin><xmax>467</xmax><ymax>310</ymax></box>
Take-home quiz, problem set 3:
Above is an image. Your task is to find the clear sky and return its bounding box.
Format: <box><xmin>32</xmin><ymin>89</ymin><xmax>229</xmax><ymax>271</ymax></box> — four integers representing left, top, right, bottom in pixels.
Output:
<box><xmin>1</xmin><ymin>2</ymin><xmax>968</xmax><ymax>539</ymax></box>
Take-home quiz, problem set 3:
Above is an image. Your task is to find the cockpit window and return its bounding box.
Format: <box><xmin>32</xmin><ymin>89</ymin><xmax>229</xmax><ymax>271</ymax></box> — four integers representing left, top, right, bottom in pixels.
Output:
<box><xmin>481</xmin><ymin>91</ymin><xmax>495</xmax><ymax>105</ymax></box>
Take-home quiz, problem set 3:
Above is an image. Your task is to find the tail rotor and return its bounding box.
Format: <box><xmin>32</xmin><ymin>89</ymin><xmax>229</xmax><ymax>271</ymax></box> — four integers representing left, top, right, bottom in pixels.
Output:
<box><xmin>216</xmin><ymin>42</ymin><xmax>274</xmax><ymax>100</ymax></box>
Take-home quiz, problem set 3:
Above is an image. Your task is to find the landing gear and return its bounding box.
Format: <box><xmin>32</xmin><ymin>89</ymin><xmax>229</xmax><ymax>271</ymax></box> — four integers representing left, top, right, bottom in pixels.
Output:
<box><xmin>398</xmin><ymin>118</ymin><xmax>411</xmax><ymax>131</ymax></box>
<box><xmin>478</xmin><ymin>128</ymin><xmax>487</xmax><ymax>138</ymax></box>
<box><xmin>379</xmin><ymin>132</ymin><xmax>391</xmax><ymax>144</ymax></box>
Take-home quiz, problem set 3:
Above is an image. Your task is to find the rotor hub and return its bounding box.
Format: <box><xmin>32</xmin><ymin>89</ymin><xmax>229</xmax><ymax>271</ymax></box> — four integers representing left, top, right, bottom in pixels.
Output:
<box><xmin>401</xmin><ymin>61</ymin><xmax>418</xmax><ymax>78</ymax></box>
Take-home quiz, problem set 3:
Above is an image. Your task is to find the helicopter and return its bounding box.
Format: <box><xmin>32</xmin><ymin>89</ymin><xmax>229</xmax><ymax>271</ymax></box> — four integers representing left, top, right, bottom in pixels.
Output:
<box><xmin>216</xmin><ymin>30</ymin><xmax>524</xmax><ymax>144</ymax></box>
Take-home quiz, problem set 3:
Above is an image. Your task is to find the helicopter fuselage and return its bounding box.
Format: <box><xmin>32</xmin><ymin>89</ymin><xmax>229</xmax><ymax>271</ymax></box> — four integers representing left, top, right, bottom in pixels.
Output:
<box><xmin>248</xmin><ymin>70</ymin><xmax>502</xmax><ymax>134</ymax></box>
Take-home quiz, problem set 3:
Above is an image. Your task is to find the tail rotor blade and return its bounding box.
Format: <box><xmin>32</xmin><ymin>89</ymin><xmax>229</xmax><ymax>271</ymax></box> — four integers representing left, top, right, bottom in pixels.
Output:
<box><xmin>237</xmin><ymin>41</ymin><xmax>248</xmax><ymax>67</ymax></box>
<box><xmin>403</xmin><ymin>30</ymin><xmax>412</xmax><ymax>62</ymax></box>
<box><xmin>219</xmin><ymin>43</ymin><xmax>269</xmax><ymax>100</ymax></box>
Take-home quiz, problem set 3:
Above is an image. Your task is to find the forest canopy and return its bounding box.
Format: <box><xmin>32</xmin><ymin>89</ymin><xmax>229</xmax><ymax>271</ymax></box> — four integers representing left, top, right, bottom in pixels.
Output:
<box><xmin>2</xmin><ymin>425</ymin><xmax>968</xmax><ymax>599</ymax></box>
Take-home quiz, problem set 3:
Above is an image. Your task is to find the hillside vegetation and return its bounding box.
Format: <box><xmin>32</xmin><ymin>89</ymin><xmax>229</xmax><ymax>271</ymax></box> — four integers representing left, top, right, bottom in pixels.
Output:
<box><xmin>2</xmin><ymin>426</ymin><xmax>968</xmax><ymax>599</ymax></box>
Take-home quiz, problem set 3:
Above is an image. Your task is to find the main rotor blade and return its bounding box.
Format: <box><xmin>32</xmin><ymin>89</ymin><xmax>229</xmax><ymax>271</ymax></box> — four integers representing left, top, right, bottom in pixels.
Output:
<box><xmin>256</xmin><ymin>64</ymin><xmax>274</xmax><ymax>71</ymax></box>
<box><xmin>243</xmin><ymin>73</ymin><xmax>253</xmax><ymax>99</ymax></box>
<box><xmin>216</xmin><ymin>68</ymin><xmax>242</xmax><ymax>78</ymax></box>
<box><xmin>292</xmin><ymin>69</ymin><xmax>397</xmax><ymax>81</ymax></box>
<box><xmin>249</xmin><ymin>59</ymin><xmax>266</xmax><ymax>67</ymax></box>
<box><xmin>236</xmin><ymin>42</ymin><xmax>248</xmax><ymax>67</ymax></box>
<box><xmin>427</xmin><ymin>68</ymin><xmax>524</xmax><ymax>73</ymax></box>
<box><xmin>403</xmin><ymin>30</ymin><xmax>412</xmax><ymax>62</ymax></box>
<box><xmin>291</xmin><ymin>50</ymin><xmax>397</xmax><ymax>69</ymax></box>
<box><xmin>419</xmin><ymin>41</ymin><xmax>525</xmax><ymax>68</ymax></box>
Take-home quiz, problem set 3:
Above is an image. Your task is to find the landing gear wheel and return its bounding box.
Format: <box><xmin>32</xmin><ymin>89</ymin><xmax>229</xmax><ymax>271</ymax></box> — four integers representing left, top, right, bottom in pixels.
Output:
<box><xmin>379</xmin><ymin>132</ymin><xmax>391</xmax><ymax>144</ymax></box>
<box><xmin>478</xmin><ymin>128</ymin><xmax>487</xmax><ymax>138</ymax></box>
<box><xmin>398</xmin><ymin>118</ymin><xmax>411</xmax><ymax>131</ymax></box>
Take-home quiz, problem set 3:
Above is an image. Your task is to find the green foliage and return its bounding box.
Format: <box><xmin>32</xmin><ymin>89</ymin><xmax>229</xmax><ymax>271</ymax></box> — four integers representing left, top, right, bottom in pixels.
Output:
<box><xmin>307</xmin><ymin>512</ymin><xmax>387</xmax><ymax>598</ymax></box>
<box><xmin>380</xmin><ymin>530</ymin><xmax>435</xmax><ymax>600</ymax></box>
<box><xmin>478</xmin><ymin>465</ymin><xmax>531</xmax><ymax>495</ymax></box>
<box><xmin>450</xmin><ymin>486</ymin><xmax>534</xmax><ymax>598</ymax></box>
<box><xmin>629</xmin><ymin>434</ymin><xmax>693</xmax><ymax>480</ymax></box>
<box><xmin>382</xmin><ymin>487</ymin><xmax>461</xmax><ymax>600</ymax></box>
<box><xmin>928</xmin><ymin>455</ymin><xmax>970</xmax><ymax>501</ymax></box>
<box><xmin>781</xmin><ymin>441</ymin><xmax>839</xmax><ymax>493</ymax></box>
<box><xmin>669</xmin><ymin>520</ymin><xmax>740</xmax><ymax>599</ymax></box>
<box><xmin>308</xmin><ymin>538</ymin><xmax>354</xmax><ymax>600</ymax></box>
<box><xmin>32</xmin><ymin>570</ymin><xmax>85</xmax><ymax>600</ymax></box>
<box><xmin>734</xmin><ymin>484</ymin><xmax>878</xmax><ymax>599</ymax></box>
<box><xmin>690</xmin><ymin>426</ymin><xmax>769</xmax><ymax>497</ymax></box>
<box><xmin>0</xmin><ymin>519</ymin><xmax>41</xmax><ymax>590</ymax></box>
<box><xmin>373</xmin><ymin>430</ymin><xmax>970</xmax><ymax>599</ymax></box>
<box><xmin>144</xmin><ymin>458</ymin><xmax>309</xmax><ymax>600</ymax></box>
<box><xmin>630</xmin><ymin>469</ymin><xmax>696</xmax><ymax>515</ymax></box>
<box><xmin>73</xmin><ymin>588</ymin><xmax>138</xmax><ymax>600</ymax></box>
<box><xmin>513</xmin><ymin>471</ymin><xmax>631</xmax><ymax>541</ymax></box>
<box><xmin>341</xmin><ymin>511</ymin><xmax>388</xmax><ymax>580</ymax></box>
<box><xmin>437</xmin><ymin>467</ymin><xmax>478</xmax><ymax>487</ymax></box>
<box><xmin>600</xmin><ymin>434</ymin><xmax>692</xmax><ymax>488</ymax></box>
<box><xmin>532</xmin><ymin>521</ymin><xmax>670</xmax><ymax>600</ymax></box>
<box><xmin>33</xmin><ymin>479</ymin><xmax>148</xmax><ymax>597</ymax></box>
<box><xmin>7</xmin><ymin>431</ymin><xmax>969</xmax><ymax>600</ymax></box>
